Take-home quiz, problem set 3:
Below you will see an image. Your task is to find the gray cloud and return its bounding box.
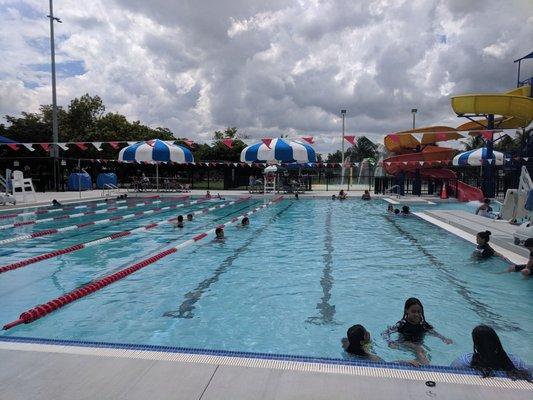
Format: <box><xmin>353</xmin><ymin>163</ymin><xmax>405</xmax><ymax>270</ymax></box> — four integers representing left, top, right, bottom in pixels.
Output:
<box><xmin>0</xmin><ymin>0</ymin><xmax>531</xmax><ymax>155</ymax></box>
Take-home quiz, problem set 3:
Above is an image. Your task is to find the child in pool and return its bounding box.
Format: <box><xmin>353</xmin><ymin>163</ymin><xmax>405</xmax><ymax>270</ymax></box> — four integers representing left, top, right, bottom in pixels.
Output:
<box><xmin>387</xmin><ymin>204</ymin><xmax>394</xmax><ymax>213</ymax></box>
<box><xmin>451</xmin><ymin>325</ymin><xmax>531</xmax><ymax>381</ymax></box>
<box><xmin>361</xmin><ymin>190</ymin><xmax>371</xmax><ymax>200</ymax></box>
<box><xmin>215</xmin><ymin>227</ymin><xmax>224</xmax><ymax>239</ymax></box>
<box><xmin>382</xmin><ymin>297</ymin><xmax>452</xmax><ymax>364</ymax></box>
<box><xmin>338</xmin><ymin>190</ymin><xmax>347</xmax><ymax>200</ymax></box>
<box><xmin>507</xmin><ymin>237</ymin><xmax>533</xmax><ymax>276</ymax></box>
<box><xmin>342</xmin><ymin>325</ymin><xmax>419</xmax><ymax>366</ymax></box>
<box><xmin>241</xmin><ymin>217</ymin><xmax>250</xmax><ymax>226</ymax></box>
<box><xmin>400</xmin><ymin>206</ymin><xmax>410</xmax><ymax>215</ymax></box>
<box><xmin>173</xmin><ymin>215</ymin><xmax>184</xmax><ymax>228</ymax></box>
<box><xmin>187</xmin><ymin>214</ymin><xmax>194</xmax><ymax>222</ymax></box>
<box><xmin>474</xmin><ymin>231</ymin><xmax>495</xmax><ymax>259</ymax></box>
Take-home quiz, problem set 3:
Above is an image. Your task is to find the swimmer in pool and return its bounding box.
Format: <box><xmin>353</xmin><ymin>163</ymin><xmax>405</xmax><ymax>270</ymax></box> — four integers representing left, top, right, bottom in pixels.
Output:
<box><xmin>187</xmin><ymin>214</ymin><xmax>194</xmax><ymax>222</ymax></box>
<box><xmin>473</xmin><ymin>231</ymin><xmax>495</xmax><ymax>259</ymax></box>
<box><xmin>173</xmin><ymin>215</ymin><xmax>184</xmax><ymax>228</ymax></box>
<box><xmin>507</xmin><ymin>237</ymin><xmax>532</xmax><ymax>276</ymax></box>
<box><xmin>382</xmin><ymin>297</ymin><xmax>452</xmax><ymax>365</ymax></box>
<box><xmin>387</xmin><ymin>204</ymin><xmax>394</xmax><ymax>213</ymax></box>
<box><xmin>241</xmin><ymin>217</ymin><xmax>250</xmax><ymax>226</ymax></box>
<box><xmin>215</xmin><ymin>227</ymin><xmax>224</xmax><ymax>239</ymax></box>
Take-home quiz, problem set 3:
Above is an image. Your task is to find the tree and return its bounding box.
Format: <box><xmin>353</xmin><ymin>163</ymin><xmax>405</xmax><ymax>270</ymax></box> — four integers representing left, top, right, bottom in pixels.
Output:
<box><xmin>326</xmin><ymin>136</ymin><xmax>378</xmax><ymax>163</ymax></box>
<box><xmin>463</xmin><ymin>135</ymin><xmax>484</xmax><ymax>151</ymax></box>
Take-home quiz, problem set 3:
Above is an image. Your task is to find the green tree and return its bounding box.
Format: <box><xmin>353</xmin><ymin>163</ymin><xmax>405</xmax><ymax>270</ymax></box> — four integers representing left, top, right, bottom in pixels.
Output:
<box><xmin>326</xmin><ymin>136</ymin><xmax>377</xmax><ymax>163</ymax></box>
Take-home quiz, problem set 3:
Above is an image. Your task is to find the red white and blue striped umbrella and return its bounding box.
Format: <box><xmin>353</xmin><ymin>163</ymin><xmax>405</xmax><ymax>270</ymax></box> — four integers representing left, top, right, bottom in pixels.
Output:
<box><xmin>240</xmin><ymin>138</ymin><xmax>316</xmax><ymax>163</ymax></box>
<box><xmin>452</xmin><ymin>147</ymin><xmax>504</xmax><ymax>166</ymax></box>
<box><xmin>118</xmin><ymin>139</ymin><xmax>194</xmax><ymax>163</ymax></box>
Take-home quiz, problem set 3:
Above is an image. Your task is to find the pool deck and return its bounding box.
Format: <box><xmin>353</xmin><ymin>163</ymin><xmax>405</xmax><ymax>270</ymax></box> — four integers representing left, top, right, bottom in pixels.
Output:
<box><xmin>0</xmin><ymin>340</ymin><xmax>531</xmax><ymax>400</ymax></box>
<box><xmin>415</xmin><ymin>210</ymin><xmax>528</xmax><ymax>265</ymax></box>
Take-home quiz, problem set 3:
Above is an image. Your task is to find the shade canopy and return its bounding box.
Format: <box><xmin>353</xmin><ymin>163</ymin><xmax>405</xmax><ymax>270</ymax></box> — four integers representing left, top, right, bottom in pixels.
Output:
<box><xmin>452</xmin><ymin>147</ymin><xmax>504</xmax><ymax>166</ymax></box>
<box><xmin>240</xmin><ymin>138</ymin><xmax>316</xmax><ymax>163</ymax></box>
<box><xmin>118</xmin><ymin>139</ymin><xmax>193</xmax><ymax>163</ymax></box>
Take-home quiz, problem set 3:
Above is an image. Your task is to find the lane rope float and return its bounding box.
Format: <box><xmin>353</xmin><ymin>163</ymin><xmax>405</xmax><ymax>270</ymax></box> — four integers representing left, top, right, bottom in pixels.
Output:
<box><xmin>0</xmin><ymin>197</ymin><xmax>206</xmax><ymax>246</ymax></box>
<box><xmin>2</xmin><ymin>196</ymin><xmax>282</xmax><ymax>330</ymax></box>
<box><xmin>0</xmin><ymin>197</ymin><xmax>250</xmax><ymax>274</ymax></box>
<box><xmin>0</xmin><ymin>195</ymin><xmax>190</xmax><ymax>231</ymax></box>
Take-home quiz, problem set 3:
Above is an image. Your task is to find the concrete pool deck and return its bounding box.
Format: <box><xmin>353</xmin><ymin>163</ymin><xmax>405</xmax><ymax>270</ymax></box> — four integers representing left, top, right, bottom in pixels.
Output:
<box><xmin>0</xmin><ymin>340</ymin><xmax>531</xmax><ymax>400</ymax></box>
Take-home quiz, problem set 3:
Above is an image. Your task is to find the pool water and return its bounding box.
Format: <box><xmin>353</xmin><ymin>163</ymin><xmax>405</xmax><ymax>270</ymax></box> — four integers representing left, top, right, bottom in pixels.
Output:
<box><xmin>0</xmin><ymin>198</ymin><xmax>531</xmax><ymax>367</ymax></box>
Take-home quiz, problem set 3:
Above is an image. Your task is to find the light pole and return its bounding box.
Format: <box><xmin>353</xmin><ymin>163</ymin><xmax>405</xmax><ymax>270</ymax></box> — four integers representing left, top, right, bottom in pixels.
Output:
<box><xmin>340</xmin><ymin>109</ymin><xmax>346</xmax><ymax>187</ymax></box>
<box><xmin>411</xmin><ymin>108</ymin><xmax>417</xmax><ymax>130</ymax></box>
<box><xmin>48</xmin><ymin>0</ymin><xmax>62</xmax><ymax>191</ymax></box>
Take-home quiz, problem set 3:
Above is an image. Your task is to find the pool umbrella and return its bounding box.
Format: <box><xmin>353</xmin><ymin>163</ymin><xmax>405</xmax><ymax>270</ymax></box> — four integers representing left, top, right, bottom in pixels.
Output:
<box><xmin>452</xmin><ymin>147</ymin><xmax>504</xmax><ymax>166</ymax></box>
<box><xmin>240</xmin><ymin>138</ymin><xmax>317</xmax><ymax>163</ymax></box>
<box><xmin>118</xmin><ymin>139</ymin><xmax>194</xmax><ymax>190</ymax></box>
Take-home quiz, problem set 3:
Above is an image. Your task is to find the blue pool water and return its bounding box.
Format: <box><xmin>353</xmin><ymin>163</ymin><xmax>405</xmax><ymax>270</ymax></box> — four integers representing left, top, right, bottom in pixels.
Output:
<box><xmin>0</xmin><ymin>197</ymin><xmax>531</xmax><ymax>367</ymax></box>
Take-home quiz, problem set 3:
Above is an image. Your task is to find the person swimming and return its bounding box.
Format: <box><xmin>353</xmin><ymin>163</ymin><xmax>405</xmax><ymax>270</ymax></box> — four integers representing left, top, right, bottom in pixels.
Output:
<box><xmin>342</xmin><ymin>325</ymin><xmax>420</xmax><ymax>366</ymax></box>
<box><xmin>241</xmin><ymin>217</ymin><xmax>250</xmax><ymax>226</ymax></box>
<box><xmin>294</xmin><ymin>193</ymin><xmax>299</xmax><ymax>200</ymax></box>
<box><xmin>338</xmin><ymin>190</ymin><xmax>347</xmax><ymax>200</ymax></box>
<box><xmin>507</xmin><ymin>237</ymin><xmax>532</xmax><ymax>276</ymax></box>
<box><xmin>215</xmin><ymin>227</ymin><xmax>224</xmax><ymax>239</ymax></box>
<box><xmin>474</xmin><ymin>231</ymin><xmax>495</xmax><ymax>259</ymax></box>
<box><xmin>361</xmin><ymin>190</ymin><xmax>371</xmax><ymax>200</ymax></box>
<box><xmin>51</xmin><ymin>199</ymin><xmax>62</xmax><ymax>208</ymax></box>
<box><xmin>401</xmin><ymin>206</ymin><xmax>410</xmax><ymax>215</ymax></box>
<box><xmin>451</xmin><ymin>325</ymin><xmax>531</xmax><ymax>381</ymax></box>
<box><xmin>394</xmin><ymin>209</ymin><xmax>400</xmax><ymax>215</ymax></box>
<box><xmin>205</xmin><ymin>190</ymin><xmax>212</xmax><ymax>199</ymax></box>
<box><xmin>187</xmin><ymin>214</ymin><xmax>194</xmax><ymax>222</ymax></box>
<box><xmin>331</xmin><ymin>195</ymin><xmax>337</xmax><ymax>200</ymax></box>
<box><xmin>382</xmin><ymin>297</ymin><xmax>452</xmax><ymax>364</ymax></box>
<box><xmin>387</xmin><ymin>204</ymin><xmax>394</xmax><ymax>213</ymax></box>
<box><xmin>173</xmin><ymin>215</ymin><xmax>184</xmax><ymax>228</ymax></box>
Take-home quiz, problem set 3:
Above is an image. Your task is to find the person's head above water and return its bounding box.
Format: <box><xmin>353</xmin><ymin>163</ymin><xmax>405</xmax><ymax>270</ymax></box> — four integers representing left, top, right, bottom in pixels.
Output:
<box><xmin>471</xmin><ymin>325</ymin><xmax>531</xmax><ymax>380</ymax></box>
<box><xmin>387</xmin><ymin>204</ymin><xmax>394</xmax><ymax>211</ymax></box>
<box><xmin>476</xmin><ymin>230</ymin><xmax>491</xmax><ymax>245</ymax></box>
<box><xmin>187</xmin><ymin>214</ymin><xmax>193</xmax><ymax>221</ymax></box>
<box><xmin>483</xmin><ymin>198</ymin><xmax>491</xmax><ymax>205</ymax></box>
<box><xmin>331</xmin><ymin>195</ymin><xmax>336</xmax><ymax>200</ymax></box>
<box><xmin>402</xmin><ymin>297</ymin><xmax>431</xmax><ymax>328</ymax></box>
<box><xmin>345</xmin><ymin>324</ymin><xmax>371</xmax><ymax>357</ymax></box>
<box><xmin>52</xmin><ymin>199</ymin><xmax>60</xmax><ymax>205</ymax></box>
<box><xmin>523</xmin><ymin>237</ymin><xmax>533</xmax><ymax>250</ymax></box>
<box><xmin>241</xmin><ymin>217</ymin><xmax>249</xmax><ymax>226</ymax></box>
<box><xmin>177</xmin><ymin>215</ymin><xmax>184</xmax><ymax>223</ymax></box>
<box><xmin>394</xmin><ymin>209</ymin><xmax>400</xmax><ymax>214</ymax></box>
<box><xmin>215</xmin><ymin>227</ymin><xmax>224</xmax><ymax>238</ymax></box>
<box><xmin>401</xmin><ymin>206</ymin><xmax>410</xmax><ymax>214</ymax></box>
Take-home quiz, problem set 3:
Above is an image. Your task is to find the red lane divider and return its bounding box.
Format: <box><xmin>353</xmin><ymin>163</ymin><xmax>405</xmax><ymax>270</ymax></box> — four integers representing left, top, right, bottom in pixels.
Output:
<box><xmin>2</xmin><ymin>196</ymin><xmax>281</xmax><ymax>330</ymax></box>
<box><xmin>0</xmin><ymin>195</ymin><xmax>189</xmax><ymax>231</ymax></box>
<box><xmin>0</xmin><ymin>197</ymin><xmax>249</xmax><ymax>275</ymax></box>
<box><xmin>0</xmin><ymin>194</ymin><xmax>156</xmax><ymax>220</ymax></box>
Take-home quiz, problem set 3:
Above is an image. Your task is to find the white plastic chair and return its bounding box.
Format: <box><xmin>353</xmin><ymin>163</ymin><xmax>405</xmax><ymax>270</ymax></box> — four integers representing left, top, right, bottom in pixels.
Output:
<box><xmin>11</xmin><ymin>170</ymin><xmax>36</xmax><ymax>203</ymax></box>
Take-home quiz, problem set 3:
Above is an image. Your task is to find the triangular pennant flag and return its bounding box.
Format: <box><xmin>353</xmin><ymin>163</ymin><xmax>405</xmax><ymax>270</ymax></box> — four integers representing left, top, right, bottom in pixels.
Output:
<box><xmin>302</xmin><ymin>136</ymin><xmax>314</xmax><ymax>144</ymax></box>
<box><xmin>109</xmin><ymin>141</ymin><xmax>120</xmax><ymax>149</ymax></box>
<box><xmin>262</xmin><ymin>138</ymin><xmax>272</xmax><ymax>148</ymax></box>
<box><xmin>92</xmin><ymin>142</ymin><xmax>103</xmax><ymax>151</ymax></box>
<box><xmin>40</xmin><ymin>143</ymin><xmax>51</xmax><ymax>151</ymax></box>
<box><xmin>233</xmin><ymin>163</ymin><xmax>239</xmax><ymax>167</ymax></box>
<box><xmin>523</xmin><ymin>157</ymin><xmax>529</xmax><ymax>162</ymax></box>
<box><xmin>411</xmin><ymin>133</ymin><xmax>425</xmax><ymax>143</ymax></box>
<box><xmin>354</xmin><ymin>162</ymin><xmax>360</xmax><ymax>167</ymax></box>
<box><xmin>344</xmin><ymin>136</ymin><xmax>356</xmax><ymax>146</ymax></box>
<box><xmin>385</xmin><ymin>162</ymin><xmax>391</xmax><ymax>166</ymax></box>
<box><xmin>22</xmin><ymin>143</ymin><xmax>35</xmax><ymax>152</ymax></box>
<box><xmin>481</xmin><ymin>130</ymin><xmax>493</xmax><ymax>140</ymax></box>
<box><xmin>75</xmin><ymin>142</ymin><xmax>88</xmax><ymax>150</ymax></box>
<box><xmin>222</xmin><ymin>139</ymin><xmax>234</xmax><ymax>149</ymax></box>
<box><xmin>58</xmin><ymin>143</ymin><xmax>69</xmax><ymax>151</ymax></box>
<box><xmin>418</xmin><ymin>161</ymin><xmax>424</xmax><ymax>166</ymax></box>
<box><xmin>127</xmin><ymin>141</ymin><xmax>137</xmax><ymax>146</ymax></box>
<box><xmin>402</xmin><ymin>161</ymin><xmax>408</xmax><ymax>165</ymax></box>
<box><xmin>7</xmin><ymin>143</ymin><xmax>19</xmax><ymax>151</ymax></box>
<box><xmin>505</xmin><ymin>158</ymin><xmax>511</xmax><ymax>162</ymax></box>
<box><xmin>184</xmin><ymin>139</ymin><xmax>195</xmax><ymax>147</ymax></box>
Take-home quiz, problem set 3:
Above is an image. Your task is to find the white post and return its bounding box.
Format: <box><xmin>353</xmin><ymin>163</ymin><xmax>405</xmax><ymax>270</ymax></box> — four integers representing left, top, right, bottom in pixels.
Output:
<box><xmin>156</xmin><ymin>163</ymin><xmax>159</xmax><ymax>192</ymax></box>
<box><xmin>340</xmin><ymin>109</ymin><xmax>346</xmax><ymax>187</ymax></box>
<box><xmin>78</xmin><ymin>159</ymin><xmax>81</xmax><ymax>199</ymax></box>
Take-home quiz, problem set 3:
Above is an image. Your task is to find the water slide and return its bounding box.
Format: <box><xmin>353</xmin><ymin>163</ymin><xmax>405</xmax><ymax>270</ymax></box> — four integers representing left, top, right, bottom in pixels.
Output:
<box><xmin>383</xmin><ymin>85</ymin><xmax>533</xmax><ymax>201</ymax></box>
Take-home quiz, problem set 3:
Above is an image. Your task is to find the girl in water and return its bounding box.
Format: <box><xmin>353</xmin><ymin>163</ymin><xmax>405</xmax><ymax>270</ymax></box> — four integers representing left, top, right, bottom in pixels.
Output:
<box><xmin>382</xmin><ymin>298</ymin><xmax>452</xmax><ymax>364</ymax></box>
<box><xmin>451</xmin><ymin>325</ymin><xmax>531</xmax><ymax>381</ymax></box>
<box><xmin>342</xmin><ymin>324</ymin><xmax>419</xmax><ymax>366</ymax></box>
<box><xmin>474</xmin><ymin>231</ymin><xmax>495</xmax><ymax>259</ymax></box>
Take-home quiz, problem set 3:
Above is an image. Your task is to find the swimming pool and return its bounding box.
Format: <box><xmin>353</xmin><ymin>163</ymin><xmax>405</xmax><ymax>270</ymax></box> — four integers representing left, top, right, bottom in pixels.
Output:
<box><xmin>0</xmin><ymin>197</ymin><xmax>530</xmax><ymax>367</ymax></box>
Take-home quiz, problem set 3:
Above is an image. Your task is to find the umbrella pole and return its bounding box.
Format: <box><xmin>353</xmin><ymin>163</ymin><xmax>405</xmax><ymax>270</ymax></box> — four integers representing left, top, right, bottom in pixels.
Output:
<box><xmin>156</xmin><ymin>163</ymin><xmax>159</xmax><ymax>192</ymax></box>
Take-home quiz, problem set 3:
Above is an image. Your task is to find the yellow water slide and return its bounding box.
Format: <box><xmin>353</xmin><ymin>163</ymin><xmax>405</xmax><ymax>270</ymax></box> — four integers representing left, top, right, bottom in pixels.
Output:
<box><xmin>451</xmin><ymin>85</ymin><xmax>533</xmax><ymax>129</ymax></box>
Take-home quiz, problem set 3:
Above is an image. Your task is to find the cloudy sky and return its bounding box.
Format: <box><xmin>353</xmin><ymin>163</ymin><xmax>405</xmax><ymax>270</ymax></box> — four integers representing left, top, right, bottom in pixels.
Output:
<box><xmin>0</xmin><ymin>0</ymin><xmax>532</xmax><ymax>153</ymax></box>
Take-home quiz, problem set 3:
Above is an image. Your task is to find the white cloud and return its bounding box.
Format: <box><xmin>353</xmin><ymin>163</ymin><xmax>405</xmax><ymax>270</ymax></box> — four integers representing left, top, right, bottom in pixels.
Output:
<box><xmin>0</xmin><ymin>0</ymin><xmax>531</xmax><ymax>154</ymax></box>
